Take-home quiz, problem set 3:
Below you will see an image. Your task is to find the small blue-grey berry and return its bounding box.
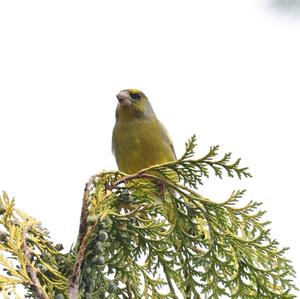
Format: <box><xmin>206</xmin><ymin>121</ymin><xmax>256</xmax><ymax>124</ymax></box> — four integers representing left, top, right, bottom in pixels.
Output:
<box><xmin>95</xmin><ymin>241</ymin><xmax>103</xmax><ymax>252</ymax></box>
<box><xmin>107</xmin><ymin>282</ymin><xmax>118</xmax><ymax>293</ymax></box>
<box><xmin>91</xmin><ymin>255</ymin><xmax>105</xmax><ymax>265</ymax></box>
<box><xmin>0</xmin><ymin>230</ymin><xmax>7</xmax><ymax>242</ymax></box>
<box><xmin>0</xmin><ymin>204</ymin><xmax>6</xmax><ymax>215</ymax></box>
<box><xmin>98</xmin><ymin>256</ymin><xmax>105</xmax><ymax>265</ymax></box>
<box><xmin>97</xmin><ymin>230</ymin><xmax>108</xmax><ymax>242</ymax></box>
<box><xmin>55</xmin><ymin>243</ymin><xmax>64</xmax><ymax>251</ymax></box>
<box><xmin>41</xmin><ymin>251</ymin><xmax>51</xmax><ymax>260</ymax></box>
<box><xmin>87</xmin><ymin>215</ymin><xmax>98</xmax><ymax>225</ymax></box>
<box><xmin>36</xmin><ymin>263</ymin><xmax>47</xmax><ymax>273</ymax></box>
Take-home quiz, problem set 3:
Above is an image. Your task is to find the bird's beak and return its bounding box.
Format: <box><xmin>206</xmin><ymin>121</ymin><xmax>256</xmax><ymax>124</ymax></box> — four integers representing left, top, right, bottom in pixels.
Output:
<box><xmin>116</xmin><ymin>91</ymin><xmax>132</xmax><ymax>107</ymax></box>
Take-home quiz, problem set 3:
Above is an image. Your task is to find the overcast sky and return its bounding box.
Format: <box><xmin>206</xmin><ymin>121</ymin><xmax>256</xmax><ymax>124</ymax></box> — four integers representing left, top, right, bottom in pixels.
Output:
<box><xmin>1</xmin><ymin>0</ymin><xmax>299</xmax><ymax>294</ymax></box>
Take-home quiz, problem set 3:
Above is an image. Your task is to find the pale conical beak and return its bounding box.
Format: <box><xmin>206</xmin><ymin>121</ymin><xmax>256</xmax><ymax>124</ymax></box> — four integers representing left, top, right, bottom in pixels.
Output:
<box><xmin>116</xmin><ymin>91</ymin><xmax>132</xmax><ymax>106</ymax></box>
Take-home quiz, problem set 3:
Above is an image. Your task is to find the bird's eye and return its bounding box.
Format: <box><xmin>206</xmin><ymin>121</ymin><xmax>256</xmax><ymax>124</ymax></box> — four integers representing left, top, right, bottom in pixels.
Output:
<box><xmin>130</xmin><ymin>93</ymin><xmax>141</xmax><ymax>100</ymax></box>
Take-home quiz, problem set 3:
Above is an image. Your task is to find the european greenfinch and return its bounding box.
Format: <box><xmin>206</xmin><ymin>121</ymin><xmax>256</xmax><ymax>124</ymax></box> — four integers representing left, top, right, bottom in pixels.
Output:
<box><xmin>112</xmin><ymin>89</ymin><xmax>176</xmax><ymax>175</ymax></box>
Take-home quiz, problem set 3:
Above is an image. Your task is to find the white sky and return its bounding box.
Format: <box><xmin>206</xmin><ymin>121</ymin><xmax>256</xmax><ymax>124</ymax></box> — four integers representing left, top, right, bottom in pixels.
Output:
<box><xmin>0</xmin><ymin>0</ymin><xmax>300</xmax><ymax>295</ymax></box>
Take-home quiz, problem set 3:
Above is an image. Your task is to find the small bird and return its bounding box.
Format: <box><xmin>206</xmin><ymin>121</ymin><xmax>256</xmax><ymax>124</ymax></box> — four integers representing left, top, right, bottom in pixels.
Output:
<box><xmin>112</xmin><ymin>89</ymin><xmax>176</xmax><ymax>175</ymax></box>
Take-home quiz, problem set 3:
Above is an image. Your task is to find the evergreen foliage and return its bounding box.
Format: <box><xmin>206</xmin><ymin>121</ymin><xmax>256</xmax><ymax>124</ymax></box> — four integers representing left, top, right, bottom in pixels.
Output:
<box><xmin>0</xmin><ymin>136</ymin><xmax>297</xmax><ymax>298</ymax></box>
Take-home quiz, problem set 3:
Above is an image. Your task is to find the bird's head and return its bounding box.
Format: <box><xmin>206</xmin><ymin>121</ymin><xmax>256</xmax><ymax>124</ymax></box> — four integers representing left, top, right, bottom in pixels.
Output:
<box><xmin>115</xmin><ymin>89</ymin><xmax>155</xmax><ymax>121</ymax></box>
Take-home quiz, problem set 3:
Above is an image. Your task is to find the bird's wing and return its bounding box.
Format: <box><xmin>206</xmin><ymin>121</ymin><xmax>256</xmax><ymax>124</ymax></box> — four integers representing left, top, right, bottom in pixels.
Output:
<box><xmin>160</xmin><ymin>122</ymin><xmax>177</xmax><ymax>160</ymax></box>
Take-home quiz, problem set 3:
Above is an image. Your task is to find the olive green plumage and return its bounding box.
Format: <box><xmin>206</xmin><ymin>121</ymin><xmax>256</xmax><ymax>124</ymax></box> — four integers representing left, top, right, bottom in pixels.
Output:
<box><xmin>112</xmin><ymin>89</ymin><xmax>176</xmax><ymax>174</ymax></box>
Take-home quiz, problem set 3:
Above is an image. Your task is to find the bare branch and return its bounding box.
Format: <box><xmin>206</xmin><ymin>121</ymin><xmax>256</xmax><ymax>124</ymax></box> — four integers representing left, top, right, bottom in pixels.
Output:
<box><xmin>68</xmin><ymin>183</ymin><xmax>90</xmax><ymax>299</ymax></box>
<box><xmin>22</xmin><ymin>227</ymin><xmax>48</xmax><ymax>299</ymax></box>
<box><xmin>75</xmin><ymin>183</ymin><xmax>90</xmax><ymax>250</ymax></box>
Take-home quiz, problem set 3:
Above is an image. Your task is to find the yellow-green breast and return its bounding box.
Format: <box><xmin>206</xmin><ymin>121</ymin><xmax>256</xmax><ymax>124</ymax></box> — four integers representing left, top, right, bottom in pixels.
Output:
<box><xmin>112</xmin><ymin>117</ymin><xmax>176</xmax><ymax>174</ymax></box>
